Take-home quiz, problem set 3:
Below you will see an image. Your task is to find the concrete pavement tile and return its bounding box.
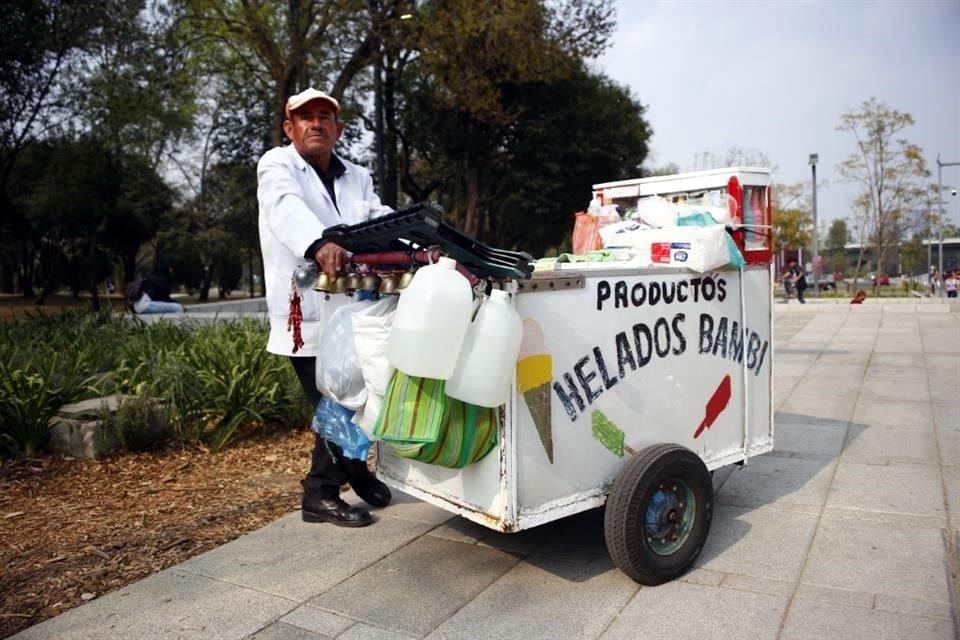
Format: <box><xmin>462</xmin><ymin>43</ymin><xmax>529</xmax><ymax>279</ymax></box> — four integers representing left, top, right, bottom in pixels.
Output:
<box><xmin>773</xmin><ymin>375</ymin><xmax>801</xmax><ymax>408</ymax></box>
<box><xmin>540</xmin><ymin>508</ymin><xmax>608</xmax><ymax>555</ymax></box>
<box><xmin>339</xmin><ymin>624</ymin><xmax>419</xmax><ymax>640</ymax></box>
<box><xmin>425</xmin><ymin>555</ymin><xmax>638</xmax><ymax>640</ymax></box>
<box><xmin>10</xmin><ymin>568</ymin><xmax>296</xmax><ymax>640</ymax></box>
<box><xmin>791</xmin><ymin>377</ymin><xmax>862</xmax><ymax>396</ymax></box>
<box><xmin>772</xmin><ymin>421</ymin><xmax>847</xmax><ymax>458</ymax></box>
<box><xmin>719</xmin><ymin>573</ymin><xmax>793</xmax><ymax>597</ymax></box>
<box><xmin>936</xmin><ymin>425</ymin><xmax>960</xmax><ymax>465</ymax></box>
<box><xmin>309</xmin><ymin>536</ymin><xmax>519</xmax><ymax>637</ymax></box>
<box><xmin>793</xmin><ymin>583</ymin><xmax>874</xmax><ymax>608</ymax></box>
<box><xmin>598</xmin><ymin>581</ymin><xmax>787</xmax><ymax>640</ymax></box>
<box><xmin>775</xmin><ymin>362</ymin><xmax>815</xmax><ymax>378</ymax></box>
<box><xmin>932</xmin><ymin>403</ymin><xmax>960</xmax><ymax>431</ymax></box>
<box><xmin>875</xmin><ymin>594</ymin><xmax>954</xmax><ymax>620</ymax></box>
<box><xmin>279</xmin><ymin>605</ymin><xmax>355</xmax><ymax>637</ymax></box>
<box><xmin>858</xmin><ymin>377</ymin><xmax>930</xmax><ymax>400</ymax></box>
<box><xmin>825</xmin><ymin>462</ymin><xmax>945</xmax><ymax>520</ymax></box>
<box><xmin>800</xmin><ymin>514</ymin><xmax>951</xmax><ymax>604</ymax></box>
<box><xmin>925</xmin><ymin>353</ymin><xmax>960</xmax><ymax>372</ymax></box>
<box><xmin>943</xmin><ymin>466</ymin><xmax>960</xmax><ymax>530</ymax></box>
<box><xmin>841</xmin><ymin>424</ymin><xmax>939</xmax><ymax>464</ymax></box>
<box><xmin>249</xmin><ymin>622</ymin><xmax>332</xmax><ymax>640</ymax></box>
<box><xmin>527</xmin><ymin>544</ymin><xmax>596</xmax><ymax>565</ymax></box>
<box><xmin>426</xmin><ymin>518</ymin><xmax>490</xmax><ymax>544</ymax></box>
<box><xmin>179</xmin><ymin>511</ymin><xmax>433</xmax><ymax>601</ymax></box>
<box><xmin>929</xmin><ymin>386</ymin><xmax>960</xmax><ymax>405</ymax></box>
<box><xmin>863</xmin><ymin>366</ymin><xmax>927</xmax><ymax>383</ymax></box>
<box><xmin>805</xmin><ymin>363</ymin><xmax>868</xmax><ymax>379</ymax></box>
<box><xmin>867</xmin><ymin>352</ymin><xmax>927</xmax><ymax>368</ymax></box>
<box><xmin>678</xmin><ymin>567</ymin><xmax>724</xmax><ymax>586</ymax></box>
<box><xmin>780</xmin><ymin>597</ymin><xmax>954</xmax><ymax>640</ymax></box>
<box><xmin>779</xmin><ymin>393</ymin><xmax>856</xmax><ymax>423</ymax></box>
<box><xmin>695</xmin><ymin>505</ymin><xmax>818</xmax><ymax>582</ymax></box>
<box><xmin>370</xmin><ymin>490</ymin><xmax>456</xmax><ymax>526</ymax></box>
<box><xmin>715</xmin><ymin>456</ymin><xmax>836</xmax><ymax>509</ymax></box>
<box><xmin>774</xmin><ymin>411</ymin><xmax>848</xmax><ymax>428</ymax></box>
<box><xmin>851</xmin><ymin>397</ymin><xmax>934</xmax><ymax>430</ymax></box>
<box><xmin>873</xmin><ymin>341</ymin><xmax>925</xmax><ymax>354</ymax></box>
<box><xmin>815</xmin><ymin>350</ymin><xmax>872</xmax><ymax>366</ymax></box>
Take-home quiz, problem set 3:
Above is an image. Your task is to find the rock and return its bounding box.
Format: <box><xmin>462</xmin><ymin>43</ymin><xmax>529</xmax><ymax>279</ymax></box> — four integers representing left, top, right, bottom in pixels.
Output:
<box><xmin>48</xmin><ymin>419</ymin><xmax>123</xmax><ymax>460</ymax></box>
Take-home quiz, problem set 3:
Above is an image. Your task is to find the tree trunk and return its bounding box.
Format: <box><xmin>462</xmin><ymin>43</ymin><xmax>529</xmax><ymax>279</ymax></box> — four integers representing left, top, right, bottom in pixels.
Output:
<box><xmin>462</xmin><ymin>165</ymin><xmax>481</xmax><ymax>238</ymax></box>
<box><xmin>383</xmin><ymin>53</ymin><xmax>399</xmax><ymax>207</ymax></box>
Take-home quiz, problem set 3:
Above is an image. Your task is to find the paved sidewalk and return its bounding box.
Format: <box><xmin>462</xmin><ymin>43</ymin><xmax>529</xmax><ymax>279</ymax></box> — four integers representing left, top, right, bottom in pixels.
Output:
<box><xmin>13</xmin><ymin>309</ymin><xmax>960</xmax><ymax>640</ymax></box>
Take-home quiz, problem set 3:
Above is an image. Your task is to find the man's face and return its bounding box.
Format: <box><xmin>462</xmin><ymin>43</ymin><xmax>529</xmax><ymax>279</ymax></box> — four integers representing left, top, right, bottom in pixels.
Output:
<box><xmin>283</xmin><ymin>100</ymin><xmax>342</xmax><ymax>161</ymax></box>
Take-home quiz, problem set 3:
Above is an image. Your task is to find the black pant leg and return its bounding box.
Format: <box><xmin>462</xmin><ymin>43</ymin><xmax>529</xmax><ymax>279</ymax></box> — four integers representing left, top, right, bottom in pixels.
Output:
<box><xmin>288</xmin><ymin>357</ymin><xmax>347</xmax><ymax>497</ymax></box>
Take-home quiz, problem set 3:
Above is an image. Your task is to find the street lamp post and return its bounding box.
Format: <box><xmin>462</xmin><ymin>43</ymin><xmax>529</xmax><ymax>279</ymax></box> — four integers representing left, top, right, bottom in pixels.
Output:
<box><xmin>809</xmin><ymin>153</ymin><xmax>819</xmax><ymax>297</ymax></box>
<box><xmin>936</xmin><ymin>153</ymin><xmax>960</xmax><ymax>297</ymax></box>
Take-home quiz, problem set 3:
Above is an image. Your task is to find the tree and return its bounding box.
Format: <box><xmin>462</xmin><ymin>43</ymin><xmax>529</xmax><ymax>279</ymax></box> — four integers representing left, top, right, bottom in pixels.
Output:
<box><xmin>837</xmin><ymin>98</ymin><xmax>930</xmax><ymax>281</ymax></box>
<box><xmin>771</xmin><ymin>209</ymin><xmax>812</xmax><ymax>257</ymax></box>
<box><xmin>398</xmin><ymin>0</ymin><xmax>616</xmax><ymax>237</ymax></box>
<box><xmin>825</xmin><ymin>219</ymin><xmax>849</xmax><ymax>275</ymax></box>
<box><xmin>174</xmin><ymin>0</ymin><xmax>389</xmax><ymax>150</ymax></box>
<box><xmin>483</xmin><ymin>67</ymin><xmax>650</xmax><ymax>255</ymax></box>
<box><xmin>899</xmin><ymin>235</ymin><xmax>926</xmax><ymax>280</ymax></box>
<box><xmin>0</xmin><ymin>0</ymin><xmax>120</xmax><ymax>294</ymax></box>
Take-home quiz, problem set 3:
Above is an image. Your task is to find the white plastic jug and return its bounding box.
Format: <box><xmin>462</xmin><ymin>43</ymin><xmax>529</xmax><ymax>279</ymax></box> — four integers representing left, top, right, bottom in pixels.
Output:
<box><xmin>445</xmin><ymin>289</ymin><xmax>523</xmax><ymax>407</ymax></box>
<box><xmin>386</xmin><ymin>256</ymin><xmax>473</xmax><ymax>379</ymax></box>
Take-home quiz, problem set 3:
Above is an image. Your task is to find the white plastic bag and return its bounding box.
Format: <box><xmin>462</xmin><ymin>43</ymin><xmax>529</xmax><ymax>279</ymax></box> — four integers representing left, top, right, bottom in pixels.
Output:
<box><xmin>630</xmin><ymin>196</ymin><xmax>677</xmax><ymax>228</ymax></box>
<box><xmin>316</xmin><ymin>300</ymin><xmax>374</xmax><ymax>410</ymax></box>
<box><xmin>350</xmin><ymin>297</ymin><xmax>398</xmax><ymax>435</ymax></box>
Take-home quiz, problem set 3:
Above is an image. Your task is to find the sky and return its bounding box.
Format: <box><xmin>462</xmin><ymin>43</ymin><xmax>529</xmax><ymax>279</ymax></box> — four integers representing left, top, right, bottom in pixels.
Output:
<box><xmin>594</xmin><ymin>0</ymin><xmax>960</xmax><ymax>233</ymax></box>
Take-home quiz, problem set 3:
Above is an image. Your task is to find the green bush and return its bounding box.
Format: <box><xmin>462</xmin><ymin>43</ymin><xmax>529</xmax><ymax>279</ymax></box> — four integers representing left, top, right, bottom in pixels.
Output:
<box><xmin>99</xmin><ymin>390</ymin><xmax>169</xmax><ymax>451</ymax></box>
<box><xmin>0</xmin><ymin>312</ymin><xmax>307</xmax><ymax>458</ymax></box>
<box><xmin>0</xmin><ymin>348</ymin><xmax>96</xmax><ymax>457</ymax></box>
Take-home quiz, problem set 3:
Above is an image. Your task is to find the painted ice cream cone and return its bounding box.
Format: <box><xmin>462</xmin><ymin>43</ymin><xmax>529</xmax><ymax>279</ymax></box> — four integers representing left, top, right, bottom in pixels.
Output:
<box><xmin>517</xmin><ymin>319</ymin><xmax>554</xmax><ymax>463</ymax></box>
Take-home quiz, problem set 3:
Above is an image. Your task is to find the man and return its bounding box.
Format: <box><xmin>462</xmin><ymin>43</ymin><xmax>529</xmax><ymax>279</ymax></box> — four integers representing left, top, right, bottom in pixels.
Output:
<box><xmin>257</xmin><ymin>88</ymin><xmax>393</xmax><ymax>527</ymax></box>
<box><xmin>788</xmin><ymin>259</ymin><xmax>807</xmax><ymax>304</ymax></box>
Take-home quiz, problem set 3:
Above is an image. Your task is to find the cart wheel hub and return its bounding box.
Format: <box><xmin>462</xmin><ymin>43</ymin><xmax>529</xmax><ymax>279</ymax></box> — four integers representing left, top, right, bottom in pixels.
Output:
<box><xmin>644</xmin><ymin>481</ymin><xmax>695</xmax><ymax>556</ymax></box>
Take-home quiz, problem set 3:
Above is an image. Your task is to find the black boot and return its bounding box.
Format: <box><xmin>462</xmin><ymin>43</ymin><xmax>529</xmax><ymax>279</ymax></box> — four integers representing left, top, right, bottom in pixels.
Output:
<box><xmin>302</xmin><ymin>491</ymin><xmax>372</xmax><ymax>527</ymax></box>
<box><xmin>301</xmin><ymin>435</ymin><xmax>373</xmax><ymax>526</ymax></box>
<box><xmin>344</xmin><ymin>458</ymin><xmax>392</xmax><ymax>508</ymax></box>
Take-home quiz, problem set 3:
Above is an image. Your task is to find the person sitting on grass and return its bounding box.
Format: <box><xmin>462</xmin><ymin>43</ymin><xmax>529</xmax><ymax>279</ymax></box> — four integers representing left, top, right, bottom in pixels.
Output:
<box><xmin>129</xmin><ymin>258</ymin><xmax>185</xmax><ymax>314</ymax></box>
<box><xmin>850</xmin><ymin>290</ymin><xmax>866</xmax><ymax>304</ymax></box>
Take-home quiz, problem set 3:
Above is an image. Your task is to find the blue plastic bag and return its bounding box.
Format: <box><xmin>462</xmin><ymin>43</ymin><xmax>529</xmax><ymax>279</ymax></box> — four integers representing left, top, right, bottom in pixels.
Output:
<box><xmin>311</xmin><ymin>396</ymin><xmax>371</xmax><ymax>461</ymax></box>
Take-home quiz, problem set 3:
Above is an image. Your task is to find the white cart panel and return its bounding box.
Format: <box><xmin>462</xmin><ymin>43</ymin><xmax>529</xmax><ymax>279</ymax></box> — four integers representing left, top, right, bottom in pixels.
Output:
<box><xmin>379</xmin><ymin>265</ymin><xmax>773</xmax><ymax>532</ymax></box>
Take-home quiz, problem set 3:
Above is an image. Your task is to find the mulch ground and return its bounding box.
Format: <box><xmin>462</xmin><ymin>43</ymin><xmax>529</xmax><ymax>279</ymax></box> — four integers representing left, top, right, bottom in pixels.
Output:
<box><xmin>0</xmin><ymin>292</ymin><xmax>315</xmax><ymax>638</ymax></box>
<box><xmin>0</xmin><ymin>429</ymin><xmax>314</xmax><ymax>639</ymax></box>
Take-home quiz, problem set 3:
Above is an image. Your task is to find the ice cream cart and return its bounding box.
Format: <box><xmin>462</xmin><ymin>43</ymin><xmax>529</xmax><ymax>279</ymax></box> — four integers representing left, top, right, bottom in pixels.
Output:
<box><xmin>371</xmin><ymin>168</ymin><xmax>776</xmax><ymax>585</ymax></box>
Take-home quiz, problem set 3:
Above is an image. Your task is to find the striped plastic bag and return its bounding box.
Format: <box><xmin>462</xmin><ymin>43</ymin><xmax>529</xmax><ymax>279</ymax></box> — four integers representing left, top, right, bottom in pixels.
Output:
<box><xmin>373</xmin><ymin>370</ymin><xmax>498</xmax><ymax>468</ymax></box>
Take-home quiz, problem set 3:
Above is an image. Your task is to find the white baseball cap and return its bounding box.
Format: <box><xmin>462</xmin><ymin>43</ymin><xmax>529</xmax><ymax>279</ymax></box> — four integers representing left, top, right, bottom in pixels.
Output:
<box><xmin>285</xmin><ymin>88</ymin><xmax>340</xmax><ymax>119</ymax></box>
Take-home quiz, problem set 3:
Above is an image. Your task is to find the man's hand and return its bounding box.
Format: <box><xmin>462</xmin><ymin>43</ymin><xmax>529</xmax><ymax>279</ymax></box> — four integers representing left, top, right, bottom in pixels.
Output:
<box><xmin>314</xmin><ymin>242</ymin><xmax>346</xmax><ymax>282</ymax></box>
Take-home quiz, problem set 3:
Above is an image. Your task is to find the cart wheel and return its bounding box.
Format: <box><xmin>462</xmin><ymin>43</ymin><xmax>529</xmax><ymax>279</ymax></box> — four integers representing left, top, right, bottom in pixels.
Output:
<box><xmin>603</xmin><ymin>443</ymin><xmax>713</xmax><ymax>585</ymax></box>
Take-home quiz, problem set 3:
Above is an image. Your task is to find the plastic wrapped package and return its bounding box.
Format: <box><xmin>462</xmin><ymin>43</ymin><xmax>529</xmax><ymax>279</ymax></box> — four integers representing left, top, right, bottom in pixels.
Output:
<box><xmin>627</xmin><ymin>225</ymin><xmax>743</xmax><ymax>272</ymax></box>
<box><xmin>312</xmin><ymin>396</ymin><xmax>370</xmax><ymax>461</ymax></box>
<box><xmin>629</xmin><ymin>196</ymin><xmax>677</xmax><ymax>228</ymax></box>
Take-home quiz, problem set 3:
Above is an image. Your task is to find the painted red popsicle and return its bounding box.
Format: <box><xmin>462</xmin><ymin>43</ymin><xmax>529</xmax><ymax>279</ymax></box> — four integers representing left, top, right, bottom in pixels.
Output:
<box><xmin>694</xmin><ymin>374</ymin><xmax>732</xmax><ymax>439</ymax></box>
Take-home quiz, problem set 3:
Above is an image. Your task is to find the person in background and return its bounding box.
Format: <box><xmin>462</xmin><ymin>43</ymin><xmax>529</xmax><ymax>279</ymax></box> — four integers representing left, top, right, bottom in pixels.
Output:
<box><xmin>257</xmin><ymin>88</ymin><xmax>393</xmax><ymax>528</ymax></box>
<box><xmin>788</xmin><ymin>259</ymin><xmax>807</xmax><ymax>304</ymax></box>
<box><xmin>781</xmin><ymin>262</ymin><xmax>794</xmax><ymax>302</ymax></box>
<box><xmin>131</xmin><ymin>258</ymin><xmax>185</xmax><ymax>314</ymax></box>
<box><xmin>945</xmin><ymin>270</ymin><xmax>959</xmax><ymax>299</ymax></box>
<box><xmin>929</xmin><ymin>266</ymin><xmax>939</xmax><ymax>296</ymax></box>
<box><xmin>850</xmin><ymin>290</ymin><xmax>866</xmax><ymax>304</ymax></box>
